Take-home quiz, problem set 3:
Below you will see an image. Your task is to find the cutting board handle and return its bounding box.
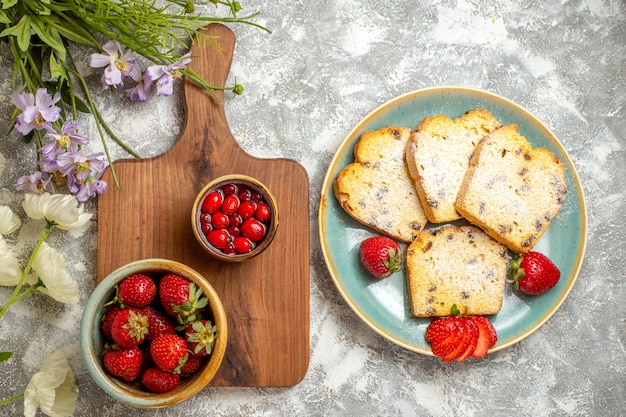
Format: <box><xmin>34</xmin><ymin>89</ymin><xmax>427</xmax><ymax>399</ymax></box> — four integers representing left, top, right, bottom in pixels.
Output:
<box><xmin>176</xmin><ymin>23</ymin><xmax>238</xmax><ymax>154</ymax></box>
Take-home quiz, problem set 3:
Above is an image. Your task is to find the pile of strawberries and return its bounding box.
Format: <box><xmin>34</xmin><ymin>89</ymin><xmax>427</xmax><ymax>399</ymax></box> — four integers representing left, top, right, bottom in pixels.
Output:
<box><xmin>100</xmin><ymin>273</ymin><xmax>218</xmax><ymax>393</ymax></box>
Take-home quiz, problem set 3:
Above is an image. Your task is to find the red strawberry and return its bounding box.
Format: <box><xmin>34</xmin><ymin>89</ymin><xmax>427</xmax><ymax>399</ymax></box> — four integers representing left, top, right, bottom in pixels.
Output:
<box><xmin>143</xmin><ymin>306</ymin><xmax>176</xmax><ymax>342</ymax></box>
<box><xmin>149</xmin><ymin>334</ymin><xmax>189</xmax><ymax>373</ymax></box>
<box><xmin>110</xmin><ymin>308</ymin><xmax>149</xmax><ymax>348</ymax></box>
<box><xmin>359</xmin><ymin>236</ymin><xmax>403</xmax><ymax>279</ymax></box>
<box><xmin>101</xmin><ymin>305</ymin><xmax>123</xmax><ymax>339</ymax></box>
<box><xmin>453</xmin><ymin>318</ymin><xmax>479</xmax><ymax>363</ymax></box>
<box><xmin>441</xmin><ymin>317</ymin><xmax>477</xmax><ymax>362</ymax></box>
<box><xmin>180</xmin><ymin>354</ymin><xmax>204</xmax><ymax>375</ymax></box>
<box><xmin>103</xmin><ymin>346</ymin><xmax>143</xmax><ymax>382</ymax></box>
<box><xmin>470</xmin><ymin>316</ymin><xmax>498</xmax><ymax>358</ymax></box>
<box><xmin>425</xmin><ymin>316</ymin><xmax>464</xmax><ymax>359</ymax></box>
<box><xmin>509</xmin><ymin>251</ymin><xmax>561</xmax><ymax>295</ymax></box>
<box><xmin>141</xmin><ymin>366</ymin><xmax>180</xmax><ymax>393</ymax></box>
<box><xmin>184</xmin><ymin>319</ymin><xmax>218</xmax><ymax>356</ymax></box>
<box><xmin>117</xmin><ymin>274</ymin><xmax>157</xmax><ymax>307</ymax></box>
<box><xmin>158</xmin><ymin>274</ymin><xmax>208</xmax><ymax>326</ymax></box>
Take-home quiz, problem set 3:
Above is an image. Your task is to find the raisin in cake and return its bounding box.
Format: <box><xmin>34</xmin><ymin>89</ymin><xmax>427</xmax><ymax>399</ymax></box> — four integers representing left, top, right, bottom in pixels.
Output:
<box><xmin>405</xmin><ymin>109</ymin><xmax>501</xmax><ymax>223</ymax></box>
<box><xmin>405</xmin><ymin>225</ymin><xmax>508</xmax><ymax>317</ymax></box>
<box><xmin>333</xmin><ymin>126</ymin><xmax>428</xmax><ymax>243</ymax></box>
<box><xmin>456</xmin><ymin>124</ymin><xmax>567</xmax><ymax>253</ymax></box>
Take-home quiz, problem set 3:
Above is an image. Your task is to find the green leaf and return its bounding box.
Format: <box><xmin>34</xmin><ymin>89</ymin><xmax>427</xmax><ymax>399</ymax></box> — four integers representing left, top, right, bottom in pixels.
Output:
<box><xmin>0</xmin><ymin>352</ymin><xmax>13</xmax><ymax>362</ymax></box>
<box><xmin>58</xmin><ymin>81</ymin><xmax>90</xmax><ymax>114</ymax></box>
<box><xmin>49</xmin><ymin>52</ymin><xmax>66</xmax><ymax>81</ymax></box>
<box><xmin>1</xmin><ymin>0</ymin><xmax>18</xmax><ymax>9</ymax></box>
<box><xmin>0</xmin><ymin>9</ymin><xmax>10</xmax><ymax>24</ymax></box>
<box><xmin>0</xmin><ymin>15</ymin><xmax>32</xmax><ymax>51</ymax></box>
<box><xmin>29</xmin><ymin>16</ymin><xmax>66</xmax><ymax>55</ymax></box>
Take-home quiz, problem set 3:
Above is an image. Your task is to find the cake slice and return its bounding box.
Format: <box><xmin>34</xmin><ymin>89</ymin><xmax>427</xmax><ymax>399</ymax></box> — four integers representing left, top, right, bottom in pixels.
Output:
<box><xmin>455</xmin><ymin>124</ymin><xmax>567</xmax><ymax>253</ymax></box>
<box><xmin>406</xmin><ymin>109</ymin><xmax>501</xmax><ymax>223</ymax></box>
<box><xmin>405</xmin><ymin>225</ymin><xmax>508</xmax><ymax>317</ymax></box>
<box><xmin>333</xmin><ymin>126</ymin><xmax>428</xmax><ymax>243</ymax></box>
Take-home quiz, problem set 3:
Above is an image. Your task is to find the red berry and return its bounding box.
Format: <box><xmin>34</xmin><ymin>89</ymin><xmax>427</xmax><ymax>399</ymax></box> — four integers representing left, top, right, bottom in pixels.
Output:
<box><xmin>233</xmin><ymin>236</ymin><xmax>254</xmax><ymax>254</ymax></box>
<box><xmin>206</xmin><ymin>229</ymin><xmax>229</xmax><ymax>249</ymax></box>
<box><xmin>211</xmin><ymin>211</ymin><xmax>230</xmax><ymax>229</ymax></box>
<box><xmin>223</xmin><ymin>243</ymin><xmax>236</xmax><ymax>254</ymax></box>
<box><xmin>201</xmin><ymin>191</ymin><xmax>223</xmax><ymax>214</ymax></box>
<box><xmin>221</xmin><ymin>195</ymin><xmax>240</xmax><ymax>215</ymax></box>
<box><xmin>184</xmin><ymin>319</ymin><xmax>218</xmax><ymax>356</ymax></box>
<box><xmin>229</xmin><ymin>213</ymin><xmax>243</xmax><ymax>227</ymax></box>
<box><xmin>143</xmin><ymin>306</ymin><xmax>176</xmax><ymax>342</ymax></box>
<box><xmin>101</xmin><ymin>305</ymin><xmax>123</xmax><ymax>339</ymax></box>
<box><xmin>359</xmin><ymin>236</ymin><xmax>403</xmax><ymax>279</ymax></box>
<box><xmin>251</xmin><ymin>191</ymin><xmax>263</xmax><ymax>203</ymax></box>
<box><xmin>180</xmin><ymin>354</ymin><xmax>204</xmax><ymax>375</ymax></box>
<box><xmin>509</xmin><ymin>251</ymin><xmax>561</xmax><ymax>295</ymax></box>
<box><xmin>238</xmin><ymin>188</ymin><xmax>252</xmax><ymax>201</ymax></box>
<box><xmin>110</xmin><ymin>308</ymin><xmax>149</xmax><ymax>348</ymax></box>
<box><xmin>222</xmin><ymin>183</ymin><xmax>238</xmax><ymax>195</ymax></box>
<box><xmin>255</xmin><ymin>203</ymin><xmax>271</xmax><ymax>223</ymax></box>
<box><xmin>470</xmin><ymin>316</ymin><xmax>498</xmax><ymax>358</ymax></box>
<box><xmin>241</xmin><ymin>218</ymin><xmax>265</xmax><ymax>242</ymax></box>
<box><xmin>103</xmin><ymin>346</ymin><xmax>143</xmax><ymax>382</ymax></box>
<box><xmin>238</xmin><ymin>201</ymin><xmax>257</xmax><ymax>219</ymax></box>
<box><xmin>117</xmin><ymin>274</ymin><xmax>156</xmax><ymax>307</ymax></box>
<box><xmin>150</xmin><ymin>334</ymin><xmax>188</xmax><ymax>373</ymax></box>
<box><xmin>141</xmin><ymin>366</ymin><xmax>180</xmax><ymax>393</ymax></box>
<box><xmin>158</xmin><ymin>274</ymin><xmax>207</xmax><ymax>325</ymax></box>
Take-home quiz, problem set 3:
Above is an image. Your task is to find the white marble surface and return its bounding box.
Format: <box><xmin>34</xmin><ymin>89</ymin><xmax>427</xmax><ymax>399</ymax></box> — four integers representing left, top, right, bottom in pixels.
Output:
<box><xmin>1</xmin><ymin>0</ymin><xmax>625</xmax><ymax>416</ymax></box>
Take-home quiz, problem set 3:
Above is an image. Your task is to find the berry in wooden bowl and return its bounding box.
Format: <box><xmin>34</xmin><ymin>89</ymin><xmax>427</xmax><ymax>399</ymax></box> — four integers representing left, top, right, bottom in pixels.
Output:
<box><xmin>80</xmin><ymin>259</ymin><xmax>228</xmax><ymax>408</ymax></box>
<box><xmin>191</xmin><ymin>174</ymin><xmax>279</xmax><ymax>262</ymax></box>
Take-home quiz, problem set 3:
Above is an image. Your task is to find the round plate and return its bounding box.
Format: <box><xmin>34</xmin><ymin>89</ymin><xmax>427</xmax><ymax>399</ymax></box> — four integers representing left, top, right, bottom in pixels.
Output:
<box><xmin>319</xmin><ymin>86</ymin><xmax>587</xmax><ymax>355</ymax></box>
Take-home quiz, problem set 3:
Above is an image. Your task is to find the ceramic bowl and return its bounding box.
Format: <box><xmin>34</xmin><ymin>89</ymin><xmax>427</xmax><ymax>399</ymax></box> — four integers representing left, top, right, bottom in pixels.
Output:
<box><xmin>191</xmin><ymin>174</ymin><xmax>279</xmax><ymax>262</ymax></box>
<box><xmin>80</xmin><ymin>258</ymin><xmax>228</xmax><ymax>408</ymax></box>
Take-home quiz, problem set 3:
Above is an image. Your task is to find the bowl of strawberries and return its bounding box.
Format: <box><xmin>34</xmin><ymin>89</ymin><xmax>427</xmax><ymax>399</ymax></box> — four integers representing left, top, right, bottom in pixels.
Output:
<box><xmin>80</xmin><ymin>258</ymin><xmax>228</xmax><ymax>408</ymax></box>
<box><xmin>191</xmin><ymin>174</ymin><xmax>279</xmax><ymax>262</ymax></box>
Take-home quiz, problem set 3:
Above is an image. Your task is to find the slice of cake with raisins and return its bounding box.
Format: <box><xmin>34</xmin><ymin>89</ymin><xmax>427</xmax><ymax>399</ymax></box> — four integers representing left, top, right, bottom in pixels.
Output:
<box><xmin>405</xmin><ymin>225</ymin><xmax>508</xmax><ymax>317</ymax></box>
<box><xmin>406</xmin><ymin>109</ymin><xmax>501</xmax><ymax>223</ymax></box>
<box><xmin>333</xmin><ymin>126</ymin><xmax>428</xmax><ymax>243</ymax></box>
<box><xmin>455</xmin><ymin>124</ymin><xmax>567</xmax><ymax>253</ymax></box>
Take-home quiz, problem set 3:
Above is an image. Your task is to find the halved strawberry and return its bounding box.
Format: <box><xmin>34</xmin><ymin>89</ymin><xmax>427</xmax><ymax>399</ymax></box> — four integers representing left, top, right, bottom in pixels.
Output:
<box><xmin>470</xmin><ymin>316</ymin><xmax>498</xmax><ymax>358</ymax></box>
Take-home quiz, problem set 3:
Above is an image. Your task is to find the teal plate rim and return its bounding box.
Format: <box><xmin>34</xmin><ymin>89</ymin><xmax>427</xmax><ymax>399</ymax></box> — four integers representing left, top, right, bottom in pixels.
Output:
<box><xmin>318</xmin><ymin>86</ymin><xmax>588</xmax><ymax>356</ymax></box>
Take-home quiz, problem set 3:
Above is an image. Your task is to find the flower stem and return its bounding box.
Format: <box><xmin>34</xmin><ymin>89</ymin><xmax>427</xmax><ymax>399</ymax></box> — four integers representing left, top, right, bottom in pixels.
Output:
<box><xmin>0</xmin><ymin>392</ymin><xmax>24</xmax><ymax>406</ymax></box>
<box><xmin>0</xmin><ymin>222</ymin><xmax>53</xmax><ymax>320</ymax></box>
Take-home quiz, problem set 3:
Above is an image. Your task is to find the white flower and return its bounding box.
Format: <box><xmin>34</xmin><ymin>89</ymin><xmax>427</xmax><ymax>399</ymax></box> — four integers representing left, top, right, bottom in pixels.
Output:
<box><xmin>26</xmin><ymin>242</ymin><xmax>79</xmax><ymax>304</ymax></box>
<box><xmin>0</xmin><ymin>205</ymin><xmax>21</xmax><ymax>235</ymax></box>
<box><xmin>0</xmin><ymin>236</ymin><xmax>21</xmax><ymax>286</ymax></box>
<box><xmin>23</xmin><ymin>350</ymin><xmax>78</xmax><ymax>417</ymax></box>
<box><xmin>22</xmin><ymin>193</ymin><xmax>92</xmax><ymax>231</ymax></box>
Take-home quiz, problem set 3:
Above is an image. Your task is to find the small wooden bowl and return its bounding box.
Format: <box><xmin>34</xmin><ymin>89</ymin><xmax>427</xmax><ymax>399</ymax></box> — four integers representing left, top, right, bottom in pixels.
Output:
<box><xmin>191</xmin><ymin>174</ymin><xmax>279</xmax><ymax>262</ymax></box>
<box><xmin>80</xmin><ymin>259</ymin><xmax>227</xmax><ymax>408</ymax></box>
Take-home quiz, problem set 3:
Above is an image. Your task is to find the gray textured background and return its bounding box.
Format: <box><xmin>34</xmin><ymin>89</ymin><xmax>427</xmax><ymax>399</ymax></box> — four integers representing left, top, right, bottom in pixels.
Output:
<box><xmin>1</xmin><ymin>0</ymin><xmax>624</xmax><ymax>416</ymax></box>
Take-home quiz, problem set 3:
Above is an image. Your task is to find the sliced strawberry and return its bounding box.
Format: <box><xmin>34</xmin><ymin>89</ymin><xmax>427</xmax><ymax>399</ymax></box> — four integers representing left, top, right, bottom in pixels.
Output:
<box><xmin>426</xmin><ymin>316</ymin><xmax>464</xmax><ymax>360</ymax></box>
<box><xmin>441</xmin><ymin>317</ymin><xmax>475</xmax><ymax>362</ymax></box>
<box><xmin>455</xmin><ymin>318</ymin><xmax>479</xmax><ymax>363</ymax></box>
<box><xmin>470</xmin><ymin>316</ymin><xmax>498</xmax><ymax>358</ymax></box>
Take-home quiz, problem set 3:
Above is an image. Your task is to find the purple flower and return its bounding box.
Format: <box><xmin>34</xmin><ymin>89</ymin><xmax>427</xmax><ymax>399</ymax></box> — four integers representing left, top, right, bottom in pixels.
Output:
<box><xmin>40</xmin><ymin>121</ymin><xmax>89</xmax><ymax>160</ymax></box>
<box><xmin>11</xmin><ymin>88</ymin><xmax>62</xmax><ymax>135</ymax></box>
<box><xmin>56</xmin><ymin>151</ymin><xmax>109</xmax><ymax>201</ymax></box>
<box><xmin>90</xmin><ymin>40</ymin><xmax>141</xmax><ymax>88</ymax></box>
<box><xmin>14</xmin><ymin>171</ymin><xmax>54</xmax><ymax>194</ymax></box>
<box><xmin>124</xmin><ymin>72</ymin><xmax>153</xmax><ymax>102</ymax></box>
<box><xmin>144</xmin><ymin>53</ymin><xmax>193</xmax><ymax>97</ymax></box>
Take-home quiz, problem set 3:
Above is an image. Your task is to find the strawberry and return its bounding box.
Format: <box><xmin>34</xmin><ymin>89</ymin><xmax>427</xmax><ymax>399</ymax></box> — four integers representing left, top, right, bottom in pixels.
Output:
<box><xmin>141</xmin><ymin>366</ymin><xmax>180</xmax><ymax>393</ymax></box>
<box><xmin>101</xmin><ymin>305</ymin><xmax>123</xmax><ymax>339</ymax></box>
<box><xmin>149</xmin><ymin>334</ymin><xmax>189</xmax><ymax>373</ymax></box>
<box><xmin>180</xmin><ymin>354</ymin><xmax>204</xmax><ymax>375</ymax></box>
<box><xmin>425</xmin><ymin>316</ymin><xmax>463</xmax><ymax>359</ymax></box>
<box><xmin>110</xmin><ymin>307</ymin><xmax>149</xmax><ymax>348</ymax></box>
<box><xmin>453</xmin><ymin>318</ymin><xmax>479</xmax><ymax>363</ymax></box>
<box><xmin>116</xmin><ymin>274</ymin><xmax>157</xmax><ymax>307</ymax></box>
<box><xmin>470</xmin><ymin>316</ymin><xmax>498</xmax><ymax>358</ymax></box>
<box><xmin>509</xmin><ymin>251</ymin><xmax>561</xmax><ymax>295</ymax></box>
<box><xmin>440</xmin><ymin>317</ymin><xmax>477</xmax><ymax>362</ymax></box>
<box><xmin>359</xmin><ymin>236</ymin><xmax>403</xmax><ymax>279</ymax></box>
<box><xmin>143</xmin><ymin>306</ymin><xmax>176</xmax><ymax>342</ymax></box>
<box><xmin>185</xmin><ymin>319</ymin><xmax>218</xmax><ymax>356</ymax></box>
<box><xmin>158</xmin><ymin>274</ymin><xmax>208</xmax><ymax>326</ymax></box>
<box><xmin>103</xmin><ymin>346</ymin><xmax>143</xmax><ymax>382</ymax></box>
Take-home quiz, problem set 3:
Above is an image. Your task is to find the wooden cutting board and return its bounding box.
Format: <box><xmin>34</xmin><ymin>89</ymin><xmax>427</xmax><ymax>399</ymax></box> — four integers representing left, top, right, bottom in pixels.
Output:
<box><xmin>97</xmin><ymin>24</ymin><xmax>310</xmax><ymax>387</ymax></box>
